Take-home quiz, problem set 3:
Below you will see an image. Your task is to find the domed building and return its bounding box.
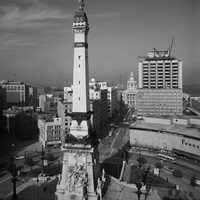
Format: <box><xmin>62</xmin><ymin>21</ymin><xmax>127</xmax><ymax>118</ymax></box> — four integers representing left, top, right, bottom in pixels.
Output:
<box><xmin>123</xmin><ymin>72</ymin><xmax>137</xmax><ymax>108</ymax></box>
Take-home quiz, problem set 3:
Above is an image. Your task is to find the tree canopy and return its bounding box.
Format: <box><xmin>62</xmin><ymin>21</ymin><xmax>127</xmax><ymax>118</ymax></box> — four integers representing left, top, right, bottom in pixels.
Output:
<box><xmin>14</xmin><ymin>112</ymin><xmax>39</xmax><ymax>140</ymax></box>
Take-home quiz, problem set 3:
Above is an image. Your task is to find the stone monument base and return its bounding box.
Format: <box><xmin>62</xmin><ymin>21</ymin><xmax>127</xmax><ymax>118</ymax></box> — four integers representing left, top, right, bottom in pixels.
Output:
<box><xmin>56</xmin><ymin>144</ymin><xmax>99</xmax><ymax>200</ymax></box>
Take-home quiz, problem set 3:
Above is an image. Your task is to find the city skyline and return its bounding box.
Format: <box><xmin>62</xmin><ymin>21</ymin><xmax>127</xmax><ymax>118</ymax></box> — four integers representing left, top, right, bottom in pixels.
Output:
<box><xmin>0</xmin><ymin>0</ymin><xmax>199</xmax><ymax>87</ymax></box>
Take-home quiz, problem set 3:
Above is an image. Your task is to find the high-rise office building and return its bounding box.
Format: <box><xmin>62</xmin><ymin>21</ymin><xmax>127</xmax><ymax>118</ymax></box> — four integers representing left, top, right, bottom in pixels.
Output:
<box><xmin>136</xmin><ymin>89</ymin><xmax>183</xmax><ymax>116</ymax></box>
<box><xmin>136</xmin><ymin>49</ymin><xmax>183</xmax><ymax>116</ymax></box>
<box><xmin>138</xmin><ymin>49</ymin><xmax>182</xmax><ymax>89</ymax></box>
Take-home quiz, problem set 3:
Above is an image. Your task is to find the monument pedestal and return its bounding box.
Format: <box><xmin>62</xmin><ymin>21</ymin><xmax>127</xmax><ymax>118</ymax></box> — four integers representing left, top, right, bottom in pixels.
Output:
<box><xmin>56</xmin><ymin>144</ymin><xmax>99</xmax><ymax>200</ymax></box>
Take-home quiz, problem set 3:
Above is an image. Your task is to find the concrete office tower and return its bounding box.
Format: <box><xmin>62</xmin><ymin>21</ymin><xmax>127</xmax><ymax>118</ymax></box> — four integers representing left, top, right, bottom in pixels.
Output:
<box><xmin>136</xmin><ymin>89</ymin><xmax>183</xmax><ymax>116</ymax></box>
<box><xmin>138</xmin><ymin>49</ymin><xmax>182</xmax><ymax>89</ymax></box>
<box><xmin>56</xmin><ymin>1</ymin><xmax>99</xmax><ymax>200</ymax></box>
<box><xmin>136</xmin><ymin>49</ymin><xmax>183</xmax><ymax>116</ymax></box>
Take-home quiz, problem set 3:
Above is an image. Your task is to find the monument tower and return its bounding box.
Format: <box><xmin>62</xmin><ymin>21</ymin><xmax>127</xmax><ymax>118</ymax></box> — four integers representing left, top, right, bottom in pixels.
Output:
<box><xmin>56</xmin><ymin>1</ymin><xmax>99</xmax><ymax>200</ymax></box>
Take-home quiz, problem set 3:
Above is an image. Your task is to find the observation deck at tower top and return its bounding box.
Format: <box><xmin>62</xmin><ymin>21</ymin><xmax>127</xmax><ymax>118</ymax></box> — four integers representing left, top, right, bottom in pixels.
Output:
<box><xmin>73</xmin><ymin>0</ymin><xmax>88</xmax><ymax>23</ymax></box>
<box><xmin>73</xmin><ymin>11</ymin><xmax>88</xmax><ymax>23</ymax></box>
<box><xmin>72</xmin><ymin>1</ymin><xmax>89</xmax><ymax>30</ymax></box>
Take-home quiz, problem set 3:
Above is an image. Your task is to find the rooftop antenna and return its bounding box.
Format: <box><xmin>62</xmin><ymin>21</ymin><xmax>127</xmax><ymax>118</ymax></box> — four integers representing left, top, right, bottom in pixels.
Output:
<box><xmin>120</xmin><ymin>73</ymin><xmax>123</xmax><ymax>88</ymax></box>
<box><xmin>168</xmin><ymin>35</ymin><xmax>175</xmax><ymax>58</ymax></box>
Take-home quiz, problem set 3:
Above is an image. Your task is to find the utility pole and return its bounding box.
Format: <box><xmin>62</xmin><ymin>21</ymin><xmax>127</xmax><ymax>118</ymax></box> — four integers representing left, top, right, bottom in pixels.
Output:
<box><xmin>41</xmin><ymin>146</ymin><xmax>45</xmax><ymax>175</ymax></box>
<box><xmin>9</xmin><ymin>144</ymin><xmax>18</xmax><ymax>200</ymax></box>
<box><xmin>11</xmin><ymin>159</ymin><xmax>18</xmax><ymax>200</ymax></box>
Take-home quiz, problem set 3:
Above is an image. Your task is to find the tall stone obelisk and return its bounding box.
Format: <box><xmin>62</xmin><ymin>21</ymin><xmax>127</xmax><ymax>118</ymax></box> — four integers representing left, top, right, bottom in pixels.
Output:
<box><xmin>56</xmin><ymin>1</ymin><xmax>99</xmax><ymax>200</ymax></box>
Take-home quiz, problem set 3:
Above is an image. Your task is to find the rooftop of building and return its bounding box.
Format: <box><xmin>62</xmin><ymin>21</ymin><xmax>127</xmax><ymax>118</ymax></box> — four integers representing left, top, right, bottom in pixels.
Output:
<box><xmin>59</xmin><ymin>99</ymin><xmax>72</xmax><ymax>104</ymax></box>
<box><xmin>38</xmin><ymin>117</ymin><xmax>61</xmax><ymax>124</ymax></box>
<box><xmin>139</xmin><ymin>49</ymin><xmax>180</xmax><ymax>61</ymax></box>
<box><xmin>38</xmin><ymin>113</ymin><xmax>56</xmax><ymax>121</ymax></box>
<box><xmin>130</xmin><ymin>119</ymin><xmax>200</xmax><ymax>140</ymax></box>
<box><xmin>1</xmin><ymin>80</ymin><xmax>26</xmax><ymax>85</ymax></box>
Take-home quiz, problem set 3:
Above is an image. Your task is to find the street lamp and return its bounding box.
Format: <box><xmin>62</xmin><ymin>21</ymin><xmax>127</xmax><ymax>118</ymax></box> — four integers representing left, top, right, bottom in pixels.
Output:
<box><xmin>9</xmin><ymin>155</ymin><xmax>18</xmax><ymax>200</ymax></box>
<box><xmin>135</xmin><ymin>182</ymin><xmax>142</xmax><ymax>200</ymax></box>
<box><xmin>11</xmin><ymin>158</ymin><xmax>18</xmax><ymax>200</ymax></box>
<box><xmin>134</xmin><ymin>166</ymin><xmax>153</xmax><ymax>200</ymax></box>
<box><xmin>144</xmin><ymin>182</ymin><xmax>152</xmax><ymax>200</ymax></box>
<box><xmin>41</xmin><ymin>146</ymin><xmax>45</xmax><ymax>175</ymax></box>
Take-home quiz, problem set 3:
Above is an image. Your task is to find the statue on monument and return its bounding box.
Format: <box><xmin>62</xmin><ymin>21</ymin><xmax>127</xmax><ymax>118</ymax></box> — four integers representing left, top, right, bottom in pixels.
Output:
<box><xmin>67</xmin><ymin>163</ymin><xmax>88</xmax><ymax>193</ymax></box>
<box><xmin>78</xmin><ymin>0</ymin><xmax>85</xmax><ymax>10</ymax></box>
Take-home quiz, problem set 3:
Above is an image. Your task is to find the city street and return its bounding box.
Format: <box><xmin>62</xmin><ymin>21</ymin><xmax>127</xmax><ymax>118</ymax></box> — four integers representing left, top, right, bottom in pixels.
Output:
<box><xmin>0</xmin><ymin>140</ymin><xmax>62</xmax><ymax>199</ymax></box>
<box><xmin>128</xmin><ymin>149</ymin><xmax>200</xmax><ymax>199</ymax></box>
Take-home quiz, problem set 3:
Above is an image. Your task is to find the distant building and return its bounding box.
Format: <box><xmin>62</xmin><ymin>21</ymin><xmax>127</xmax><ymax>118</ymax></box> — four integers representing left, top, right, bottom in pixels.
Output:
<box><xmin>123</xmin><ymin>72</ymin><xmax>137</xmax><ymax>108</ymax></box>
<box><xmin>28</xmin><ymin>86</ymin><xmax>38</xmax><ymax>109</ymax></box>
<box><xmin>130</xmin><ymin>117</ymin><xmax>200</xmax><ymax>158</ymax></box>
<box><xmin>39</xmin><ymin>94</ymin><xmax>47</xmax><ymax>112</ymax></box>
<box><xmin>38</xmin><ymin>117</ymin><xmax>62</xmax><ymax>148</ymax></box>
<box><xmin>57</xmin><ymin>80</ymin><xmax>109</xmax><ymax>140</ymax></box>
<box><xmin>0</xmin><ymin>86</ymin><xmax>6</xmax><ymax>111</ymax></box>
<box><xmin>0</xmin><ymin>87</ymin><xmax>6</xmax><ymax>130</ymax></box>
<box><xmin>52</xmin><ymin>89</ymin><xmax>64</xmax><ymax>99</ymax></box>
<box><xmin>97</xmin><ymin>81</ymin><xmax>108</xmax><ymax>90</ymax></box>
<box><xmin>90</xmin><ymin>78</ymin><xmax>118</xmax><ymax>117</ymax></box>
<box><xmin>138</xmin><ymin>49</ymin><xmax>182</xmax><ymax>89</ymax></box>
<box><xmin>38</xmin><ymin>94</ymin><xmax>57</xmax><ymax>113</ymax></box>
<box><xmin>136</xmin><ymin>49</ymin><xmax>183</xmax><ymax>116</ymax></box>
<box><xmin>1</xmin><ymin>80</ymin><xmax>37</xmax><ymax>108</ymax></box>
<box><xmin>90</xmin><ymin>89</ymin><xmax>108</xmax><ymax>139</ymax></box>
<box><xmin>64</xmin><ymin>87</ymin><xmax>73</xmax><ymax>102</ymax></box>
<box><xmin>136</xmin><ymin>89</ymin><xmax>183</xmax><ymax>116</ymax></box>
<box><xmin>107</xmin><ymin>86</ymin><xmax>118</xmax><ymax>117</ymax></box>
<box><xmin>57</xmin><ymin>100</ymin><xmax>72</xmax><ymax>143</ymax></box>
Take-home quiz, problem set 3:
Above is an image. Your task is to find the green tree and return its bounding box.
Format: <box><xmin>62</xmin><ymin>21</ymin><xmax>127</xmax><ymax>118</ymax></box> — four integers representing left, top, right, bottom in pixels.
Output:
<box><xmin>25</xmin><ymin>157</ymin><xmax>35</xmax><ymax>171</ymax></box>
<box><xmin>190</xmin><ymin>176</ymin><xmax>197</xmax><ymax>186</ymax></box>
<box><xmin>137</xmin><ymin>156</ymin><xmax>147</xmax><ymax>168</ymax></box>
<box><xmin>14</xmin><ymin>112</ymin><xmax>39</xmax><ymax>140</ymax></box>
<box><xmin>155</xmin><ymin>161</ymin><xmax>163</xmax><ymax>176</ymax></box>
<box><xmin>172</xmin><ymin>169</ymin><xmax>183</xmax><ymax>178</ymax></box>
<box><xmin>45</xmin><ymin>153</ymin><xmax>56</xmax><ymax>162</ymax></box>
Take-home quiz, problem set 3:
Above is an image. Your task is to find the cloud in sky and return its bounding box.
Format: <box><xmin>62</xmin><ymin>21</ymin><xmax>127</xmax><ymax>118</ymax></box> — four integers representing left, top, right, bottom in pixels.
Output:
<box><xmin>0</xmin><ymin>0</ymin><xmax>120</xmax><ymax>46</ymax></box>
<box><xmin>0</xmin><ymin>0</ymin><xmax>199</xmax><ymax>86</ymax></box>
<box><xmin>0</xmin><ymin>1</ymin><xmax>70</xmax><ymax>27</ymax></box>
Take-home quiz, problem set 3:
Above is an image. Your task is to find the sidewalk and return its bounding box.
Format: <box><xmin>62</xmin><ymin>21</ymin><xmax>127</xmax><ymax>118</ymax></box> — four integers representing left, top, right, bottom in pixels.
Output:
<box><xmin>5</xmin><ymin>176</ymin><xmax>57</xmax><ymax>199</ymax></box>
<box><xmin>5</xmin><ymin>179</ymin><xmax>35</xmax><ymax>199</ymax></box>
<box><xmin>104</xmin><ymin>176</ymin><xmax>161</xmax><ymax>200</ymax></box>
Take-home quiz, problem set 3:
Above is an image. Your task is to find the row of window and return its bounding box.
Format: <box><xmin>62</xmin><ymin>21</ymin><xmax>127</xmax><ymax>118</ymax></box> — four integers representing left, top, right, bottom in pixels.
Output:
<box><xmin>6</xmin><ymin>85</ymin><xmax>25</xmax><ymax>90</ymax></box>
<box><xmin>143</xmin><ymin>62</ymin><xmax>179</xmax><ymax>65</ymax></box>
<box><xmin>65</xmin><ymin>122</ymin><xmax>72</xmax><ymax>126</ymax></box>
